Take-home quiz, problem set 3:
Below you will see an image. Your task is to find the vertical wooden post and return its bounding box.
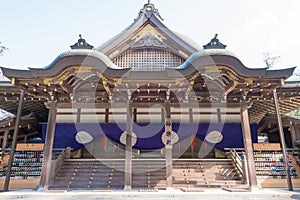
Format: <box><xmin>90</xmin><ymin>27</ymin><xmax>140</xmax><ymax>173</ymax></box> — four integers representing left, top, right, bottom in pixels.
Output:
<box><xmin>165</xmin><ymin>101</ymin><xmax>173</xmax><ymax>189</ymax></box>
<box><xmin>189</xmin><ymin>108</ymin><xmax>193</xmax><ymax>123</ymax></box>
<box><xmin>133</xmin><ymin>108</ymin><xmax>137</xmax><ymax>123</ymax></box>
<box><xmin>289</xmin><ymin>126</ymin><xmax>297</xmax><ymax>148</ymax></box>
<box><xmin>161</xmin><ymin>108</ymin><xmax>165</xmax><ymax>123</ymax></box>
<box><xmin>1</xmin><ymin>130</ymin><xmax>9</xmax><ymax>158</ymax></box>
<box><xmin>273</xmin><ymin>89</ymin><xmax>293</xmax><ymax>191</ymax></box>
<box><xmin>105</xmin><ymin>108</ymin><xmax>109</xmax><ymax>124</ymax></box>
<box><xmin>24</xmin><ymin>135</ymin><xmax>28</xmax><ymax>143</ymax></box>
<box><xmin>240</xmin><ymin>104</ymin><xmax>258</xmax><ymax>191</ymax></box>
<box><xmin>66</xmin><ymin>147</ymin><xmax>71</xmax><ymax>159</ymax></box>
<box><xmin>124</xmin><ymin>102</ymin><xmax>133</xmax><ymax>191</ymax></box>
<box><xmin>217</xmin><ymin>108</ymin><xmax>221</xmax><ymax>123</ymax></box>
<box><xmin>3</xmin><ymin>90</ymin><xmax>24</xmax><ymax>191</ymax></box>
<box><xmin>241</xmin><ymin>152</ymin><xmax>250</xmax><ymax>186</ymax></box>
<box><xmin>39</xmin><ymin>101</ymin><xmax>57</xmax><ymax>191</ymax></box>
<box><xmin>76</xmin><ymin>108</ymin><xmax>81</xmax><ymax>123</ymax></box>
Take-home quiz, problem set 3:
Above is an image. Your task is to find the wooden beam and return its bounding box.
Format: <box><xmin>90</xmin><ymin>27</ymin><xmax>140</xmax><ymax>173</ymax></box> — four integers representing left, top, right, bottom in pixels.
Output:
<box><xmin>161</xmin><ymin>108</ymin><xmax>165</xmax><ymax>123</ymax></box>
<box><xmin>4</xmin><ymin>90</ymin><xmax>24</xmax><ymax>191</ymax></box>
<box><xmin>273</xmin><ymin>89</ymin><xmax>293</xmax><ymax>191</ymax></box>
<box><xmin>1</xmin><ymin>130</ymin><xmax>9</xmax><ymax>156</ymax></box>
<box><xmin>165</xmin><ymin>102</ymin><xmax>172</xmax><ymax>189</ymax></box>
<box><xmin>240</xmin><ymin>103</ymin><xmax>258</xmax><ymax>191</ymax></box>
<box><xmin>133</xmin><ymin>108</ymin><xmax>137</xmax><ymax>123</ymax></box>
<box><xmin>76</xmin><ymin>108</ymin><xmax>81</xmax><ymax>123</ymax></box>
<box><xmin>103</xmin><ymin>81</ymin><xmax>112</xmax><ymax>101</ymax></box>
<box><xmin>263</xmin><ymin>101</ymin><xmax>292</xmax><ymax>113</ymax></box>
<box><xmin>290</xmin><ymin>126</ymin><xmax>297</xmax><ymax>148</ymax></box>
<box><xmin>124</xmin><ymin>102</ymin><xmax>133</xmax><ymax>191</ymax></box>
<box><xmin>185</xmin><ymin>82</ymin><xmax>194</xmax><ymax>100</ymax></box>
<box><xmin>189</xmin><ymin>108</ymin><xmax>193</xmax><ymax>123</ymax></box>
<box><xmin>105</xmin><ymin>108</ymin><xmax>109</xmax><ymax>123</ymax></box>
<box><xmin>39</xmin><ymin>101</ymin><xmax>57</xmax><ymax>191</ymax></box>
<box><xmin>56</xmin><ymin>102</ymin><xmax>243</xmax><ymax>109</ymax></box>
<box><xmin>55</xmin><ymin>110</ymin><xmax>240</xmax><ymax>116</ymax></box>
<box><xmin>217</xmin><ymin>108</ymin><xmax>221</xmax><ymax>123</ymax></box>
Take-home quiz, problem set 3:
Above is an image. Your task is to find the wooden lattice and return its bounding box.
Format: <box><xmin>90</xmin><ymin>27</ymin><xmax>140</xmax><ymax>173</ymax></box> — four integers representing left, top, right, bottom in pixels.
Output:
<box><xmin>112</xmin><ymin>49</ymin><xmax>185</xmax><ymax>71</ymax></box>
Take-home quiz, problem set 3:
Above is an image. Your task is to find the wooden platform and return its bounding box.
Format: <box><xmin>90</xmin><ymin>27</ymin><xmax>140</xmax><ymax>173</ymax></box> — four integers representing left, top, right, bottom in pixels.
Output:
<box><xmin>0</xmin><ymin>178</ymin><xmax>40</xmax><ymax>189</ymax></box>
<box><xmin>258</xmin><ymin>179</ymin><xmax>300</xmax><ymax>188</ymax></box>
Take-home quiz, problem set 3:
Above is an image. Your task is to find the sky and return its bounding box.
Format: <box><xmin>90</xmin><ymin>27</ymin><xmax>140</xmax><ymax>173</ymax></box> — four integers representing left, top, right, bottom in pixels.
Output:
<box><xmin>1</xmin><ymin>0</ymin><xmax>300</xmax><ymax>75</ymax></box>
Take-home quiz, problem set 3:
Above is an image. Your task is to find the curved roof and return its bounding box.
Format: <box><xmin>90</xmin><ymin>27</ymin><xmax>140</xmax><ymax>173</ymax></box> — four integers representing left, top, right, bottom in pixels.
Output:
<box><xmin>0</xmin><ymin>2</ymin><xmax>298</xmax><ymax>126</ymax></box>
<box><xmin>95</xmin><ymin>3</ymin><xmax>199</xmax><ymax>59</ymax></box>
<box><xmin>1</xmin><ymin>50</ymin><xmax>129</xmax><ymax>79</ymax></box>
<box><xmin>1</xmin><ymin>49</ymin><xmax>295</xmax><ymax>80</ymax></box>
<box><xmin>0</xmin><ymin>3</ymin><xmax>295</xmax><ymax>81</ymax></box>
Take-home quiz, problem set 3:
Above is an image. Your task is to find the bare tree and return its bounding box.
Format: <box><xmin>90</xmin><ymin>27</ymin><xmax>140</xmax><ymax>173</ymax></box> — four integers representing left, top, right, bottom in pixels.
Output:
<box><xmin>263</xmin><ymin>52</ymin><xmax>281</xmax><ymax>69</ymax></box>
<box><xmin>0</xmin><ymin>42</ymin><xmax>8</xmax><ymax>56</ymax></box>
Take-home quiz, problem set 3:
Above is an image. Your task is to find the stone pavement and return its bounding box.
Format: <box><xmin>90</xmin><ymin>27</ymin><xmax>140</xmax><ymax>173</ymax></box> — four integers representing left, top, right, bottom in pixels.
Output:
<box><xmin>0</xmin><ymin>188</ymin><xmax>300</xmax><ymax>200</ymax></box>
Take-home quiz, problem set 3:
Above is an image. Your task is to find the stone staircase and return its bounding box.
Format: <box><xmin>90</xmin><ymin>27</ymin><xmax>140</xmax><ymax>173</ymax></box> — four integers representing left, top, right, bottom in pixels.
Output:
<box><xmin>49</xmin><ymin>159</ymin><xmax>166</xmax><ymax>190</ymax></box>
<box><xmin>49</xmin><ymin>159</ymin><xmax>125</xmax><ymax>190</ymax></box>
<box><xmin>172</xmin><ymin>159</ymin><xmax>246</xmax><ymax>190</ymax></box>
<box><xmin>132</xmin><ymin>159</ymin><xmax>166</xmax><ymax>189</ymax></box>
<box><xmin>49</xmin><ymin>158</ymin><xmax>246</xmax><ymax>191</ymax></box>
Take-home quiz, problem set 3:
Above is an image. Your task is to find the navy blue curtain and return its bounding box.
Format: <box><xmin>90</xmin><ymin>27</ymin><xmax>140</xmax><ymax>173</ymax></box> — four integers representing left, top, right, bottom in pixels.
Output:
<box><xmin>42</xmin><ymin>123</ymin><xmax>257</xmax><ymax>151</ymax></box>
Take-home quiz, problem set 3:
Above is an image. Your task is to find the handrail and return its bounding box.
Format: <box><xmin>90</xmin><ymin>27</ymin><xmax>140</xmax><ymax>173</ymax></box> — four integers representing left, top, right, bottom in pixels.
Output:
<box><xmin>228</xmin><ymin>148</ymin><xmax>249</xmax><ymax>185</ymax></box>
<box><xmin>49</xmin><ymin>147</ymin><xmax>69</xmax><ymax>185</ymax></box>
<box><xmin>230</xmin><ymin>149</ymin><xmax>243</xmax><ymax>176</ymax></box>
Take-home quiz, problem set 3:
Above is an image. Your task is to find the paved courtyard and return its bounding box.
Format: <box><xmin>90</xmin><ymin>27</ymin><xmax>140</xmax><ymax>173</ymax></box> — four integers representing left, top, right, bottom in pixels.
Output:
<box><xmin>0</xmin><ymin>188</ymin><xmax>300</xmax><ymax>200</ymax></box>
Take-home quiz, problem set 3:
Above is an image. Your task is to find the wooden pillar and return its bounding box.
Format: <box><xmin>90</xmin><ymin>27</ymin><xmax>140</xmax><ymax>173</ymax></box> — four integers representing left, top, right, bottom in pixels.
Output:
<box><xmin>4</xmin><ymin>90</ymin><xmax>24</xmax><ymax>191</ymax></box>
<box><xmin>39</xmin><ymin>101</ymin><xmax>57</xmax><ymax>191</ymax></box>
<box><xmin>273</xmin><ymin>89</ymin><xmax>293</xmax><ymax>191</ymax></box>
<box><xmin>240</xmin><ymin>104</ymin><xmax>258</xmax><ymax>190</ymax></box>
<box><xmin>1</xmin><ymin>130</ymin><xmax>9</xmax><ymax>157</ymax></box>
<box><xmin>76</xmin><ymin>108</ymin><xmax>81</xmax><ymax>123</ymax></box>
<box><xmin>290</xmin><ymin>126</ymin><xmax>297</xmax><ymax>148</ymax></box>
<box><xmin>24</xmin><ymin>135</ymin><xmax>28</xmax><ymax>143</ymax></box>
<box><xmin>105</xmin><ymin>108</ymin><xmax>109</xmax><ymax>124</ymax></box>
<box><xmin>124</xmin><ymin>102</ymin><xmax>133</xmax><ymax>191</ymax></box>
<box><xmin>133</xmin><ymin>108</ymin><xmax>137</xmax><ymax>123</ymax></box>
<box><xmin>165</xmin><ymin>101</ymin><xmax>173</xmax><ymax>189</ymax></box>
<box><xmin>241</xmin><ymin>152</ymin><xmax>250</xmax><ymax>186</ymax></box>
<box><xmin>189</xmin><ymin>108</ymin><xmax>193</xmax><ymax>123</ymax></box>
<box><xmin>161</xmin><ymin>108</ymin><xmax>165</xmax><ymax>123</ymax></box>
<box><xmin>217</xmin><ymin>108</ymin><xmax>221</xmax><ymax>123</ymax></box>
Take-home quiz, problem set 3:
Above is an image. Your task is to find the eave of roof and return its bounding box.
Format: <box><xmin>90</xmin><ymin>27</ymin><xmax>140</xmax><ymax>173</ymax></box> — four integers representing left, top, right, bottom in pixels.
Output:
<box><xmin>174</xmin><ymin>49</ymin><xmax>296</xmax><ymax>79</ymax></box>
<box><xmin>0</xmin><ymin>50</ymin><xmax>130</xmax><ymax>79</ymax></box>
<box><xmin>0</xmin><ymin>49</ymin><xmax>295</xmax><ymax>81</ymax></box>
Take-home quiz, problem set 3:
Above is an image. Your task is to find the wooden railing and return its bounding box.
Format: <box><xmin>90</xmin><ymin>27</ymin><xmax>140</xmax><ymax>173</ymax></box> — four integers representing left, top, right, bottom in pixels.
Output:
<box><xmin>229</xmin><ymin>149</ymin><xmax>244</xmax><ymax>175</ymax></box>
<box><xmin>49</xmin><ymin>147</ymin><xmax>71</xmax><ymax>185</ymax></box>
<box><xmin>225</xmin><ymin>148</ymin><xmax>249</xmax><ymax>185</ymax></box>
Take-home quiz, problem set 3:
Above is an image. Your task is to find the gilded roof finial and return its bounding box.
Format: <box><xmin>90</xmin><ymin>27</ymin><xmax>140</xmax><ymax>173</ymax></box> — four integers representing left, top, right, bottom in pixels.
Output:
<box><xmin>70</xmin><ymin>34</ymin><xmax>94</xmax><ymax>50</ymax></box>
<box><xmin>203</xmin><ymin>33</ymin><xmax>226</xmax><ymax>49</ymax></box>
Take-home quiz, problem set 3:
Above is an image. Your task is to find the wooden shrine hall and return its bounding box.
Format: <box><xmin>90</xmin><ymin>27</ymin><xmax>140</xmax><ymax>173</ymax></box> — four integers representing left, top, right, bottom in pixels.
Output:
<box><xmin>0</xmin><ymin>2</ymin><xmax>300</xmax><ymax>191</ymax></box>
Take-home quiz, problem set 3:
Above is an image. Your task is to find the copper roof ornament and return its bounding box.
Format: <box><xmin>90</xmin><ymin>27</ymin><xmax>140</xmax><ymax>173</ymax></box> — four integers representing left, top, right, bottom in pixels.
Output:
<box><xmin>203</xmin><ymin>34</ymin><xmax>227</xmax><ymax>49</ymax></box>
<box><xmin>137</xmin><ymin>1</ymin><xmax>164</xmax><ymax>21</ymax></box>
<box><xmin>70</xmin><ymin>34</ymin><xmax>94</xmax><ymax>50</ymax></box>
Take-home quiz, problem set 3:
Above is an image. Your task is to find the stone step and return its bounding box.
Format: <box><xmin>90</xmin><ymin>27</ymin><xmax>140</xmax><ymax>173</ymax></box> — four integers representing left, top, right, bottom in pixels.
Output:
<box><xmin>132</xmin><ymin>177</ymin><xmax>166</xmax><ymax>181</ymax></box>
<box><xmin>62</xmin><ymin>164</ymin><xmax>124</xmax><ymax>168</ymax></box>
<box><xmin>172</xmin><ymin>177</ymin><xmax>242</xmax><ymax>181</ymax></box>
<box><xmin>58</xmin><ymin>169</ymin><xmax>123</xmax><ymax>173</ymax></box>
<box><xmin>50</xmin><ymin>158</ymin><xmax>245</xmax><ymax>190</ymax></box>
<box><xmin>52</xmin><ymin>180</ymin><xmax>124</xmax><ymax>185</ymax></box>
<box><xmin>49</xmin><ymin>185</ymin><xmax>122</xmax><ymax>190</ymax></box>
<box><xmin>54</xmin><ymin>176</ymin><xmax>124</xmax><ymax>181</ymax></box>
